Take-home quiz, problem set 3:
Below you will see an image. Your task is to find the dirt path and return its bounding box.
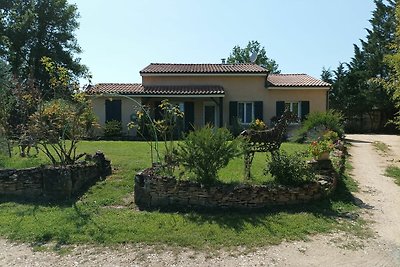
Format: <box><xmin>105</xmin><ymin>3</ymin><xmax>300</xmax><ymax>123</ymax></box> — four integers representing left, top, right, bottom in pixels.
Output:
<box><xmin>1</xmin><ymin>134</ymin><xmax>400</xmax><ymax>266</ymax></box>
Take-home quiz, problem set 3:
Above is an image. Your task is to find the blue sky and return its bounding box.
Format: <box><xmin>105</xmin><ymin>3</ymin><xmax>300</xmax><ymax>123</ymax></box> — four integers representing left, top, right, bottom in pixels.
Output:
<box><xmin>69</xmin><ymin>0</ymin><xmax>376</xmax><ymax>84</ymax></box>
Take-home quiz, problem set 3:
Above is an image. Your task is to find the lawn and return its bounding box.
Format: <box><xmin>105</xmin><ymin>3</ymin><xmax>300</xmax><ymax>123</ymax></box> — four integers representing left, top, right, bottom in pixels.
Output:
<box><xmin>0</xmin><ymin>141</ymin><xmax>367</xmax><ymax>250</ymax></box>
<box><xmin>385</xmin><ymin>165</ymin><xmax>400</xmax><ymax>186</ymax></box>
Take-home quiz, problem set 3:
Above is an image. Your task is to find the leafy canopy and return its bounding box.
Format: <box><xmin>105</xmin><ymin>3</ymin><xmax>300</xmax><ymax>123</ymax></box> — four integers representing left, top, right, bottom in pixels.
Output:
<box><xmin>227</xmin><ymin>40</ymin><xmax>280</xmax><ymax>73</ymax></box>
<box><xmin>322</xmin><ymin>0</ymin><xmax>397</xmax><ymax>131</ymax></box>
<box><xmin>382</xmin><ymin>2</ymin><xmax>400</xmax><ymax>129</ymax></box>
<box><xmin>0</xmin><ymin>0</ymin><xmax>88</xmax><ymax>98</ymax></box>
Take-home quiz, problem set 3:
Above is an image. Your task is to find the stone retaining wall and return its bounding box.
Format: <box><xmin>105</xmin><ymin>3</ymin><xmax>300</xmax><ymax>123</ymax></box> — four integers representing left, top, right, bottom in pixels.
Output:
<box><xmin>134</xmin><ymin>161</ymin><xmax>337</xmax><ymax>211</ymax></box>
<box><xmin>0</xmin><ymin>152</ymin><xmax>111</xmax><ymax>201</ymax></box>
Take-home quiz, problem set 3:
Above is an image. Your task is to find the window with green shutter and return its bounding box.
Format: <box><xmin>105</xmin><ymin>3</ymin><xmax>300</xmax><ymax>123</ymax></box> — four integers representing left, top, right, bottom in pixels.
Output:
<box><xmin>276</xmin><ymin>101</ymin><xmax>285</xmax><ymax>118</ymax></box>
<box><xmin>184</xmin><ymin>101</ymin><xmax>194</xmax><ymax>131</ymax></box>
<box><xmin>254</xmin><ymin>101</ymin><xmax>263</xmax><ymax>121</ymax></box>
<box><xmin>301</xmin><ymin>101</ymin><xmax>310</xmax><ymax>120</ymax></box>
<box><xmin>105</xmin><ymin>99</ymin><xmax>122</xmax><ymax>122</ymax></box>
<box><xmin>229</xmin><ymin>101</ymin><xmax>238</xmax><ymax>125</ymax></box>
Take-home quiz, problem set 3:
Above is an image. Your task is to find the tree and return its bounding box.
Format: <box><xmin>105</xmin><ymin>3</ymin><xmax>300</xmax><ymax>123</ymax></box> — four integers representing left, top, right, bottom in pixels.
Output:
<box><xmin>0</xmin><ymin>0</ymin><xmax>88</xmax><ymax>99</ymax></box>
<box><xmin>0</xmin><ymin>60</ymin><xmax>15</xmax><ymax>157</ymax></box>
<box><xmin>227</xmin><ymin>40</ymin><xmax>280</xmax><ymax>73</ymax></box>
<box><xmin>320</xmin><ymin>67</ymin><xmax>333</xmax><ymax>84</ymax></box>
<box><xmin>382</xmin><ymin>2</ymin><xmax>400</xmax><ymax>129</ymax></box>
<box><xmin>325</xmin><ymin>0</ymin><xmax>397</xmax><ymax>131</ymax></box>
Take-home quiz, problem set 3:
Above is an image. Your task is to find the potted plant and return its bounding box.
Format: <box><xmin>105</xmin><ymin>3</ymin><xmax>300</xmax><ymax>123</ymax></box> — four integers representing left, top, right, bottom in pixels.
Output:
<box><xmin>309</xmin><ymin>139</ymin><xmax>335</xmax><ymax>160</ymax></box>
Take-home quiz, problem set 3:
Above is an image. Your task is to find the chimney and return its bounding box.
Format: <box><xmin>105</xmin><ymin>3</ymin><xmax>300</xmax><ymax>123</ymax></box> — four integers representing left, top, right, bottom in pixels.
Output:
<box><xmin>221</xmin><ymin>58</ymin><xmax>226</xmax><ymax>64</ymax></box>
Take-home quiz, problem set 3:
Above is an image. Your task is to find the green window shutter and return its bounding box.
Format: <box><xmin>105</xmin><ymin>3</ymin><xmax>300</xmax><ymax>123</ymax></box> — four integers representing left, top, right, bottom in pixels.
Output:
<box><xmin>254</xmin><ymin>101</ymin><xmax>263</xmax><ymax>121</ymax></box>
<box><xmin>301</xmin><ymin>101</ymin><xmax>310</xmax><ymax>120</ymax></box>
<box><xmin>229</xmin><ymin>101</ymin><xmax>238</xmax><ymax>125</ymax></box>
<box><xmin>105</xmin><ymin>99</ymin><xmax>122</xmax><ymax>122</ymax></box>
<box><xmin>276</xmin><ymin>101</ymin><xmax>285</xmax><ymax>118</ymax></box>
<box><xmin>184</xmin><ymin>101</ymin><xmax>194</xmax><ymax>131</ymax></box>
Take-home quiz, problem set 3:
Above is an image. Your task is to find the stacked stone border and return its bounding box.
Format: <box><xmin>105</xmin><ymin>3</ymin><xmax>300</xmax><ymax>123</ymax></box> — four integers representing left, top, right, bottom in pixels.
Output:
<box><xmin>0</xmin><ymin>152</ymin><xmax>111</xmax><ymax>201</ymax></box>
<box><xmin>134</xmin><ymin>160</ymin><xmax>338</xmax><ymax>211</ymax></box>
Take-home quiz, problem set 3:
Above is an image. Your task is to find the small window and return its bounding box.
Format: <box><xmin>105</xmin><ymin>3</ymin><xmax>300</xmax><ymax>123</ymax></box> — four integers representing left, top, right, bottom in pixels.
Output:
<box><xmin>238</xmin><ymin>102</ymin><xmax>254</xmax><ymax>124</ymax></box>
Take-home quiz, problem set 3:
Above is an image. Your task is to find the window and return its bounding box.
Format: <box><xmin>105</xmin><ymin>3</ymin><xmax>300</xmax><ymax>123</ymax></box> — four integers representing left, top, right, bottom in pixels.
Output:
<box><xmin>204</xmin><ymin>104</ymin><xmax>216</xmax><ymax>126</ymax></box>
<box><xmin>238</xmin><ymin>102</ymin><xmax>254</xmax><ymax>124</ymax></box>
<box><xmin>105</xmin><ymin>99</ymin><xmax>122</xmax><ymax>122</ymax></box>
<box><xmin>285</xmin><ymin>102</ymin><xmax>301</xmax><ymax>117</ymax></box>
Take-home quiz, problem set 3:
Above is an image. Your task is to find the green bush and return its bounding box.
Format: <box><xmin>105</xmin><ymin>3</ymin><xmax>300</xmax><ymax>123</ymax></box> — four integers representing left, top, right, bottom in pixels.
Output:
<box><xmin>177</xmin><ymin>126</ymin><xmax>241</xmax><ymax>184</ymax></box>
<box><xmin>266</xmin><ymin>151</ymin><xmax>315</xmax><ymax>186</ymax></box>
<box><xmin>292</xmin><ymin>110</ymin><xmax>344</xmax><ymax>143</ymax></box>
<box><xmin>229</xmin><ymin>117</ymin><xmax>244</xmax><ymax>137</ymax></box>
<box><xmin>104</xmin><ymin>120</ymin><xmax>123</xmax><ymax>138</ymax></box>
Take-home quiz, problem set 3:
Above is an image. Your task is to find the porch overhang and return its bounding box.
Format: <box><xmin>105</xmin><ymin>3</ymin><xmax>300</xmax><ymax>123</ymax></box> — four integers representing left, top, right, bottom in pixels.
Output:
<box><xmin>86</xmin><ymin>83</ymin><xmax>225</xmax><ymax>98</ymax></box>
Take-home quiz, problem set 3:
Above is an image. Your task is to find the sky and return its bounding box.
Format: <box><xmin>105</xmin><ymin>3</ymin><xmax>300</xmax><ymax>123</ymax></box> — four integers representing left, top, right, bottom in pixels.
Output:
<box><xmin>68</xmin><ymin>0</ymin><xmax>377</xmax><ymax>85</ymax></box>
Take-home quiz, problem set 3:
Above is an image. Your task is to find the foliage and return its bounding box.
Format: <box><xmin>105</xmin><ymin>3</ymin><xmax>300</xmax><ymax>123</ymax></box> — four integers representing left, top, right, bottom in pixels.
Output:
<box><xmin>0</xmin><ymin>0</ymin><xmax>88</xmax><ymax>99</ymax></box>
<box><xmin>104</xmin><ymin>120</ymin><xmax>123</xmax><ymax>138</ymax></box>
<box><xmin>309</xmin><ymin>140</ymin><xmax>334</xmax><ymax>159</ymax></box>
<box><xmin>227</xmin><ymin>40</ymin><xmax>280</xmax><ymax>73</ymax></box>
<box><xmin>323</xmin><ymin>0</ymin><xmax>397</xmax><ymax>132</ymax></box>
<box><xmin>249</xmin><ymin>119</ymin><xmax>267</xmax><ymax>131</ymax></box>
<box><xmin>177</xmin><ymin>126</ymin><xmax>241</xmax><ymax>184</ymax></box>
<box><xmin>293</xmin><ymin>110</ymin><xmax>344</xmax><ymax>143</ymax></box>
<box><xmin>154</xmin><ymin>100</ymin><xmax>184</xmax><ymax>173</ymax></box>
<box><xmin>0</xmin><ymin>60</ymin><xmax>15</xmax><ymax>157</ymax></box>
<box><xmin>129</xmin><ymin>100</ymin><xmax>184</xmax><ymax>174</ymax></box>
<box><xmin>266</xmin><ymin>151</ymin><xmax>315</xmax><ymax>186</ymax></box>
<box><xmin>381</xmin><ymin>2</ymin><xmax>400</xmax><ymax>129</ymax></box>
<box><xmin>28</xmin><ymin>97</ymin><xmax>96</xmax><ymax>165</ymax></box>
<box><xmin>229</xmin><ymin>117</ymin><xmax>244</xmax><ymax>137</ymax></box>
<box><xmin>27</xmin><ymin>58</ymin><xmax>96</xmax><ymax>165</ymax></box>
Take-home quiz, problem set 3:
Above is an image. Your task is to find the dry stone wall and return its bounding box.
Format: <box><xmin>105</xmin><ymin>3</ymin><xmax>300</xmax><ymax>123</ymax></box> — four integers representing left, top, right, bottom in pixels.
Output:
<box><xmin>134</xmin><ymin>160</ymin><xmax>337</xmax><ymax>211</ymax></box>
<box><xmin>0</xmin><ymin>152</ymin><xmax>111</xmax><ymax>201</ymax></box>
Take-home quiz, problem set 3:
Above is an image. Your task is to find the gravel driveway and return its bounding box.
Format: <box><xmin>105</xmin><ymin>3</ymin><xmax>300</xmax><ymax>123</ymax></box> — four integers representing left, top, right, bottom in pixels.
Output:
<box><xmin>1</xmin><ymin>134</ymin><xmax>400</xmax><ymax>266</ymax></box>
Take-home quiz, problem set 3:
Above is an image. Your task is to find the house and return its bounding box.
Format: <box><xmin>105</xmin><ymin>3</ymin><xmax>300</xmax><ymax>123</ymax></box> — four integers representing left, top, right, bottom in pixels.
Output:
<box><xmin>86</xmin><ymin>63</ymin><xmax>331</xmax><ymax>136</ymax></box>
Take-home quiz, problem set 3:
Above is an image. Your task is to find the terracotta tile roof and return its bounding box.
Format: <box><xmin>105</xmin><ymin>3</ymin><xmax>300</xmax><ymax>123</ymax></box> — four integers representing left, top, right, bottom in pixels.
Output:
<box><xmin>86</xmin><ymin>83</ymin><xmax>143</xmax><ymax>95</ymax></box>
<box><xmin>143</xmin><ymin>85</ymin><xmax>224</xmax><ymax>95</ymax></box>
<box><xmin>140</xmin><ymin>63</ymin><xmax>268</xmax><ymax>74</ymax></box>
<box><xmin>85</xmin><ymin>83</ymin><xmax>224</xmax><ymax>95</ymax></box>
<box><xmin>267</xmin><ymin>74</ymin><xmax>331</xmax><ymax>87</ymax></box>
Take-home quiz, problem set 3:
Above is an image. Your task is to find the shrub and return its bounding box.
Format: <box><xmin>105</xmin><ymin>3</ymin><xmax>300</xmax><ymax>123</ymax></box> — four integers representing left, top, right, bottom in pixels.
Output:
<box><xmin>104</xmin><ymin>120</ymin><xmax>123</xmax><ymax>138</ymax></box>
<box><xmin>292</xmin><ymin>110</ymin><xmax>344</xmax><ymax>143</ymax></box>
<box><xmin>177</xmin><ymin>126</ymin><xmax>241</xmax><ymax>184</ymax></box>
<box><xmin>266</xmin><ymin>151</ymin><xmax>315</xmax><ymax>186</ymax></box>
<box><xmin>249</xmin><ymin>119</ymin><xmax>267</xmax><ymax>130</ymax></box>
<box><xmin>28</xmin><ymin>96</ymin><xmax>97</xmax><ymax>165</ymax></box>
<box><xmin>229</xmin><ymin>117</ymin><xmax>244</xmax><ymax>137</ymax></box>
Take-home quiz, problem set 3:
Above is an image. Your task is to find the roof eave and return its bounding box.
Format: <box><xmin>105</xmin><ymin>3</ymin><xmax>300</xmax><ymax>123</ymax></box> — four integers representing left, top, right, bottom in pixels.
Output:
<box><xmin>87</xmin><ymin>92</ymin><xmax>225</xmax><ymax>98</ymax></box>
<box><xmin>140</xmin><ymin>72</ymin><xmax>268</xmax><ymax>77</ymax></box>
<box><xmin>267</xmin><ymin>86</ymin><xmax>331</xmax><ymax>90</ymax></box>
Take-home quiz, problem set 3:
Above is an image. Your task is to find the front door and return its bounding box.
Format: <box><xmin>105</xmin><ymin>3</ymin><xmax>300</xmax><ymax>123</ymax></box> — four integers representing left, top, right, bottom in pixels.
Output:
<box><xmin>204</xmin><ymin>103</ymin><xmax>216</xmax><ymax>126</ymax></box>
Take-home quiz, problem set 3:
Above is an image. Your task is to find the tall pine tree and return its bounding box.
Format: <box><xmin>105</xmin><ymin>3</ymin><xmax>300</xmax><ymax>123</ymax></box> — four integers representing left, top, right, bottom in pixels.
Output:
<box><xmin>323</xmin><ymin>0</ymin><xmax>397</xmax><ymax>132</ymax></box>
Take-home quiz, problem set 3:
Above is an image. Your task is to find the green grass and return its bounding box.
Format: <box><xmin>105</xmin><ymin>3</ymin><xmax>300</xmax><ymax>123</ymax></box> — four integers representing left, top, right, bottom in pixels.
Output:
<box><xmin>0</xmin><ymin>154</ymin><xmax>49</xmax><ymax>169</ymax></box>
<box><xmin>0</xmin><ymin>141</ymin><xmax>367</xmax><ymax>249</ymax></box>
<box><xmin>218</xmin><ymin>142</ymin><xmax>309</xmax><ymax>184</ymax></box>
<box><xmin>385</xmin><ymin>165</ymin><xmax>400</xmax><ymax>186</ymax></box>
<box><xmin>372</xmin><ymin>141</ymin><xmax>390</xmax><ymax>154</ymax></box>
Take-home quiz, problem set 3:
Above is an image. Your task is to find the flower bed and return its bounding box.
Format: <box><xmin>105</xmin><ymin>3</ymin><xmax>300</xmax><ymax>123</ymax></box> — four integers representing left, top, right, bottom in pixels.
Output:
<box><xmin>134</xmin><ymin>160</ymin><xmax>337</xmax><ymax>211</ymax></box>
<box><xmin>0</xmin><ymin>152</ymin><xmax>111</xmax><ymax>201</ymax></box>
